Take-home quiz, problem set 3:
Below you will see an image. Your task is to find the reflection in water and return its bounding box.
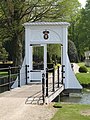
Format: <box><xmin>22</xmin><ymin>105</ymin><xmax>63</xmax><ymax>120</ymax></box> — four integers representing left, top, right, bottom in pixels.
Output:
<box><xmin>61</xmin><ymin>92</ymin><xmax>90</xmax><ymax>104</ymax></box>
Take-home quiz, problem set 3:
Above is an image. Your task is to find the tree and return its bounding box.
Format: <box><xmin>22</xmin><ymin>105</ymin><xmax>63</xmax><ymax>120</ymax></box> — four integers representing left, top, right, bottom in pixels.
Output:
<box><xmin>42</xmin><ymin>0</ymin><xmax>80</xmax><ymax>22</ymax></box>
<box><xmin>47</xmin><ymin>44</ymin><xmax>61</xmax><ymax>63</ymax></box>
<box><xmin>74</xmin><ymin>0</ymin><xmax>90</xmax><ymax>60</ymax></box>
<box><xmin>0</xmin><ymin>0</ymin><xmax>80</xmax><ymax>65</ymax></box>
<box><xmin>0</xmin><ymin>42</ymin><xmax>8</xmax><ymax>61</ymax></box>
<box><xmin>44</xmin><ymin>0</ymin><xmax>80</xmax><ymax>63</ymax></box>
<box><xmin>68</xmin><ymin>40</ymin><xmax>79</xmax><ymax>62</ymax></box>
<box><xmin>0</xmin><ymin>0</ymin><xmax>53</xmax><ymax>65</ymax></box>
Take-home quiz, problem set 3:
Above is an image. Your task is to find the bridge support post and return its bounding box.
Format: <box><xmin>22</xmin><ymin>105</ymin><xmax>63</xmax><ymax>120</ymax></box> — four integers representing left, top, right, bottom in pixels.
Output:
<box><xmin>25</xmin><ymin>65</ymin><xmax>28</xmax><ymax>85</ymax></box>
<box><xmin>52</xmin><ymin>68</ymin><xmax>55</xmax><ymax>92</ymax></box>
<box><xmin>42</xmin><ymin>73</ymin><xmax>45</xmax><ymax>104</ymax></box>
<box><xmin>57</xmin><ymin>66</ymin><xmax>59</xmax><ymax>88</ymax></box>
<box><xmin>46</xmin><ymin>68</ymin><xmax>48</xmax><ymax>97</ymax></box>
<box><xmin>8</xmin><ymin>66</ymin><xmax>11</xmax><ymax>91</ymax></box>
<box><xmin>61</xmin><ymin>65</ymin><xmax>65</xmax><ymax>84</ymax></box>
<box><xmin>18</xmin><ymin>66</ymin><xmax>21</xmax><ymax>87</ymax></box>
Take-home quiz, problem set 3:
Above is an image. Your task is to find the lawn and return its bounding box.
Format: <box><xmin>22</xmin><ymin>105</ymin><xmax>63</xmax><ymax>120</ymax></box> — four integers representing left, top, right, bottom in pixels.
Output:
<box><xmin>51</xmin><ymin>103</ymin><xmax>90</xmax><ymax>120</ymax></box>
<box><xmin>76</xmin><ymin>73</ymin><xmax>90</xmax><ymax>84</ymax></box>
<box><xmin>77</xmin><ymin>62</ymin><xmax>90</xmax><ymax>73</ymax></box>
<box><xmin>76</xmin><ymin>62</ymin><xmax>90</xmax><ymax>85</ymax></box>
<box><xmin>77</xmin><ymin>62</ymin><xmax>85</xmax><ymax>66</ymax></box>
<box><xmin>0</xmin><ymin>72</ymin><xmax>8</xmax><ymax>77</ymax></box>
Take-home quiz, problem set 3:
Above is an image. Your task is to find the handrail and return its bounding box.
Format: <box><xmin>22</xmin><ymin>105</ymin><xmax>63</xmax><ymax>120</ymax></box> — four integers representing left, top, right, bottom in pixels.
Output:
<box><xmin>0</xmin><ymin>66</ymin><xmax>19</xmax><ymax>71</ymax></box>
<box><xmin>0</xmin><ymin>66</ymin><xmax>21</xmax><ymax>92</ymax></box>
<box><xmin>0</xmin><ymin>80</ymin><xmax>17</xmax><ymax>87</ymax></box>
<box><xmin>0</xmin><ymin>75</ymin><xmax>8</xmax><ymax>79</ymax></box>
<box><xmin>0</xmin><ymin>65</ymin><xmax>30</xmax><ymax>93</ymax></box>
<box><xmin>0</xmin><ymin>82</ymin><xmax>9</xmax><ymax>87</ymax></box>
<box><xmin>44</xmin><ymin>66</ymin><xmax>60</xmax><ymax>99</ymax></box>
<box><xmin>0</xmin><ymin>68</ymin><xmax>9</xmax><ymax>71</ymax></box>
<box><xmin>47</xmin><ymin>68</ymin><xmax>54</xmax><ymax>72</ymax></box>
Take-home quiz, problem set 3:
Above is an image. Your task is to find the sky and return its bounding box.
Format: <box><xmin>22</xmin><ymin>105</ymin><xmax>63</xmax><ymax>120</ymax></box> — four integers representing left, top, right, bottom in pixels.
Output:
<box><xmin>78</xmin><ymin>0</ymin><xmax>87</xmax><ymax>7</ymax></box>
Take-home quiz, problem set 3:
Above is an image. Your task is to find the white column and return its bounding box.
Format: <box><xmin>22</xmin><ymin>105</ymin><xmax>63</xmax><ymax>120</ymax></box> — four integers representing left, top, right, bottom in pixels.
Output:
<box><xmin>44</xmin><ymin>44</ymin><xmax>47</xmax><ymax>71</ymax></box>
<box><xmin>61</xmin><ymin>45</ymin><xmax>63</xmax><ymax>66</ymax></box>
<box><xmin>25</xmin><ymin>27</ymin><xmax>29</xmax><ymax>65</ymax></box>
<box><xmin>25</xmin><ymin>27</ymin><xmax>32</xmax><ymax>83</ymax></box>
<box><xmin>29</xmin><ymin>46</ymin><xmax>33</xmax><ymax>70</ymax></box>
<box><xmin>62</xmin><ymin>27</ymin><xmax>68</xmax><ymax>88</ymax></box>
<box><xmin>29</xmin><ymin>46</ymin><xmax>33</xmax><ymax>83</ymax></box>
<box><xmin>61</xmin><ymin>45</ymin><xmax>63</xmax><ymax>82</ymax></box>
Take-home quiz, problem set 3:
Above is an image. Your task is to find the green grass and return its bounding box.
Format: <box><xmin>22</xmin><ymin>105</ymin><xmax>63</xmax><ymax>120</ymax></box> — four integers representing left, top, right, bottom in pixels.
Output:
<box><xmin>76</xmin><ymin>73</ymin><xmax>90</xmax><ymax>84</ymax></box>
<box><xmin>76</xmin><ymin>62</ymin><xmax>90</xmax><ymax>85</ymax></box>
<box><xmin>77</xmin><ymin>62</ymin><xmax>90</xmax><ymax>73</ymax></box>
<box><xmin>51</xmin><ymin>103</ymin><xmax>90</xmax><ymax>120</ymax></box>
<box><xmin>77</xmin><ymin>62</ymin><xmax>85</xmax><ymax>67</ymax></box>
<box><xmin>87</xmin><ymin>67</ymin><xmax>90</xmax><ymax>73</ymax></box>
<box><xmin>0</xmin><ymin>72</ymin><xmax>8</xmax><ymax>76</ymax></box>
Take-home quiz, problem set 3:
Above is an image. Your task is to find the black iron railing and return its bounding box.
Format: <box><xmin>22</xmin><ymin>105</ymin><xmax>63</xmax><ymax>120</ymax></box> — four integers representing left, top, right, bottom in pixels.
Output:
<box><xmin>42</xmin><ymin>66</ymin><xmax>61</xmax><ymax>104</ymax></box>
<box><xmin>25</xmin><ymin>65</ymin><xmax>29</xmax><ymax>85</ymax></box>
<box><xmin>42</xmin><ymin>73</ymin><xmax>45</xmax><ymax>104</ymax></box>
<box><xmin>45</xmin><ymin>68</ymin><xmax>55</xmax><ymax>97</ymax></box>
<box><xmin>61</xmin><ymin>65</ymin><xmax>65</xmax><ymax>84</ymax></box>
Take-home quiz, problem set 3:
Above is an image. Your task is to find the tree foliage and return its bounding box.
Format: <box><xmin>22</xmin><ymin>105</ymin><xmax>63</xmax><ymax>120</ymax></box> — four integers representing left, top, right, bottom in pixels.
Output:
<box><xmin>47</xmin><ymin>44</ymin><xmax>61</xmax><ymax>63</ymax></box>
<box><xmin>0</xmin><ymin>42</ymin><xmax>8</xmax><ymax>61</ymax></box>
<box><xmin>79</xmin><ymin>66</ymin><xmax>88</xmax><ymax>73</ymax></box>
<box><xmin>0</xmin><ymin>0</ymin><xmax>53</xmax><ymax>65</ymax></box>
<box><xmin>0</xmin><ymin>0</ymin><xmax>80</xmax><ymax>65</ymax></box>
<box><xmin>68</xmin><ymin>40</ymin><xmax>78</xmax><ymax>62</ymax></box>
<box><xmin>73</xmin><ymin>0</ymin><xmax>90</xmax><ymax>60</ymax></box>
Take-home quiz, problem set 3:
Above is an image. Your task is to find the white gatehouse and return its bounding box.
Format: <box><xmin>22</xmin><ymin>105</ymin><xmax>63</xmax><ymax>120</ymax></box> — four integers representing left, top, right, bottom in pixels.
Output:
<box><xmin>12</xmin><ymin>22</ymin><xmax>82</xmax><ymax>93</ymax></box>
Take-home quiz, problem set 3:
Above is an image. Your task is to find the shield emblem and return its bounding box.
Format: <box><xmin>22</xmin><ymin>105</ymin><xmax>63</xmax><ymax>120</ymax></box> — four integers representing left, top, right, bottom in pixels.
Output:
<box><xmin>43</xmin><ymin>30</ymin><xmax>49</xmax><ymax>40</ymax></box>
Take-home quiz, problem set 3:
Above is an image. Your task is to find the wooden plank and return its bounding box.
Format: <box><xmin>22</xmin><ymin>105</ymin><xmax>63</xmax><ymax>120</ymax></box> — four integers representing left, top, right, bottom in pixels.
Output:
<box><xmin>45</xmin><ymin>85</ymin><xmax>64</xmax><ymax>104</ymax></box>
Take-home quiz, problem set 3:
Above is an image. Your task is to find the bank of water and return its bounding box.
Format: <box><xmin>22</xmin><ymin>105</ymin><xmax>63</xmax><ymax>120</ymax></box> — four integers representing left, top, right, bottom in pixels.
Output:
<box><xmin>61</xmin><ymin>91</ymin><xmax>90</xmax><ymax>104</ymax></box>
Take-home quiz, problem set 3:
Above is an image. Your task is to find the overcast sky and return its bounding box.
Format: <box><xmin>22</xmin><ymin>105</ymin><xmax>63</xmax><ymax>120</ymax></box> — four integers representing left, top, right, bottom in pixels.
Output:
<box><xmin>78</xmin><ymin>0</ymin><xmax>87</xmax><ymax>7</ymax></box>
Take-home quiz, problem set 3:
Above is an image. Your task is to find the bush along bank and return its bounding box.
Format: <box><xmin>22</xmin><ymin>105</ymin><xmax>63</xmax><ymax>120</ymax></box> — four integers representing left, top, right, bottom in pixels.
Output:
<box><xmin>76</xmin><ymin>63</ymin><xmax>90</xmax><ymax>89</ymax></box>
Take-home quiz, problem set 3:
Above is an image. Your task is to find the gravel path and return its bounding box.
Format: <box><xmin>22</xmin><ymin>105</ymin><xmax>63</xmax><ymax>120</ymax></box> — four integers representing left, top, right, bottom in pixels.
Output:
<box><xmin>0</xmin><ymin>86</ymin><xmax>57</xmax><ymax>120</ymax></box>
<box><xmin>0</xmin><ymin>99</ymin><xmax>57</xmax><ymax>120</ymax></box>
<box><xmin>0</xmin><ymin>63</ymin><xmax>80</xmax><ymax>120</ymax></box>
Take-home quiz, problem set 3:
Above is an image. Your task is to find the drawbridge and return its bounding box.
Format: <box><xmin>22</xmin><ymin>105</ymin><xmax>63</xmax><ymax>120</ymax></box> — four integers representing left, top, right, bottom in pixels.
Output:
<box><xmin>11</xmin><ymin>22</ymin><xmax>82</xmax><ymax>104</ymax></box>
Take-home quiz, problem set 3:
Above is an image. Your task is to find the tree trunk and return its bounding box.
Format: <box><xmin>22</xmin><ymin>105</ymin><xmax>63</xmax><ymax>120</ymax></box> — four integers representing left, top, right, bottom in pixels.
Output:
<box><xmin>12</xmin><ymin>33</ymin><xmax>22</xmax><ymax>66</ymax></box>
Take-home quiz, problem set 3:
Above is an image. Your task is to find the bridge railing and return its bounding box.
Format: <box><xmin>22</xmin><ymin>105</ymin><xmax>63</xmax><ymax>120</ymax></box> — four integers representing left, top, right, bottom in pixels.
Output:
<box><xmin>42</xmin><ymin>66</ymin><xmax>61</xmax><ymax>100</ymax></box>
<box><xmin>0</xmin><ymin>66</ymin><xmax>21</xmax><ymax>93</ymax></box>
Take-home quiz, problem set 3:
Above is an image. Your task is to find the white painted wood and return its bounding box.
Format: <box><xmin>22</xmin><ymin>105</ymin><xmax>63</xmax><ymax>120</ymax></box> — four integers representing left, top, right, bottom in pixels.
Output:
<box><xmin>44</xmin><ymin>44</ymin><xmax>47</xmax><ymax>78</ymax></box>
<box><xmin>23</xmin><ymin>22</ymin><xmax>70</xmax><ymax>26</ymax></box>
<box><xmin>30</xmin><ymin>71</ymin><xmax>42</xmax><ymax>82</ymax></box>
<box><xmin>23</xmin><ymin>22</ymin><xmax>82</xmax><ymax>91</ymax></box>
<box><xmin>66</xmin><ymin>55</ymin><xmax>82</xmax><ymax>89</ymax></box>
<box><xmin>45</xmin><ymin>85</ymin><xmax>64</xmax><ymax>104</ymax></box>
<box><xmin>11</xmin><ymin>57</ymin><xmax>26</xmax><ymax>88</ymax></box>
<box><xmin>62</xmin><ymin>27</ymin><xmax>68</xmax><ymax>88</ymax></box>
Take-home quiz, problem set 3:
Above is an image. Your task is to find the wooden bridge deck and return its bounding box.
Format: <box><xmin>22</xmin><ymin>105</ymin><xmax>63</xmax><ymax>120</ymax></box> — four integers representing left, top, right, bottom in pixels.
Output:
<box><xmin>0</xmin><ymin>83</ymin><xmax>64</xmax><ymax>105</ymax></box>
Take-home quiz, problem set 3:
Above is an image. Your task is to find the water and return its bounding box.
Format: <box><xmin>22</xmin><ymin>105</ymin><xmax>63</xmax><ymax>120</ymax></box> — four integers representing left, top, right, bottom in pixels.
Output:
<box><xmin>61</xmin><ymin>91</ymin><xmax>90</xmax><ymax>104</ymax></box>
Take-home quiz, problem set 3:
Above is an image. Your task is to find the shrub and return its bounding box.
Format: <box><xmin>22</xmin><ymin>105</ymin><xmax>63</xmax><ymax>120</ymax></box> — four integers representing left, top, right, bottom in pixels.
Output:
<box><xmin>53</xmin><ymin>103</ymin><xmax>62</xmax><ymax>108</ymax></box>
<box><xmin>68</xmin><ymin>40</ymin><xmax>79</xmax><ymax>62</ymax></box>
<box><xmin>47</xmin><ymin>63</ymin><xmax>54</xmax><ymax>69</ymax></box>
<box><xmin>79</xmin><ymin>66</ymin><xmax>88</xmax><ymax>73</ymax></box>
